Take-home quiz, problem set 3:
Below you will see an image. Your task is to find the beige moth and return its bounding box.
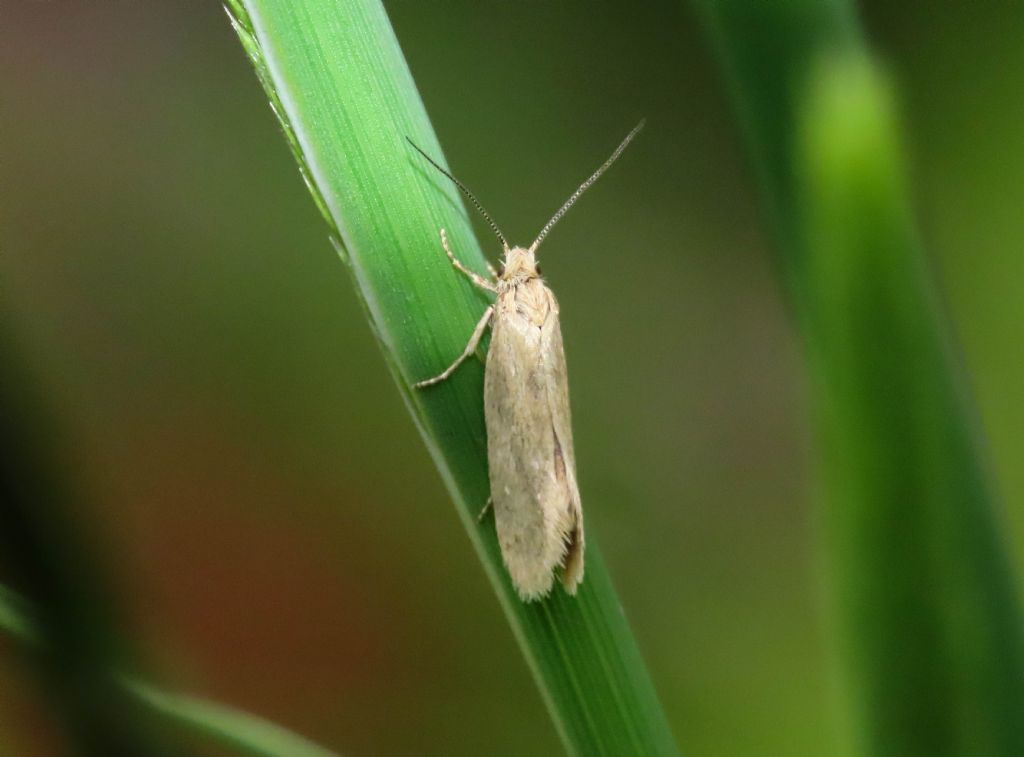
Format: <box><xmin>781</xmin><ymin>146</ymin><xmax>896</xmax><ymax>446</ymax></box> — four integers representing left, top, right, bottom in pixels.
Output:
<box><xmin>411</xmin><ymin>122</ymin><xmax>644</xmax><ymax>601</ymax></box>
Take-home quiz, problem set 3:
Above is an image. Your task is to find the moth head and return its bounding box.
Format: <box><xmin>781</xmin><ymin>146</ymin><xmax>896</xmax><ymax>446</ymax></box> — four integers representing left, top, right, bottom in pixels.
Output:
<box><xmin>501</xmin><ymin>247</ymin><xmax>539</xmax><ymax>280</ymax></box>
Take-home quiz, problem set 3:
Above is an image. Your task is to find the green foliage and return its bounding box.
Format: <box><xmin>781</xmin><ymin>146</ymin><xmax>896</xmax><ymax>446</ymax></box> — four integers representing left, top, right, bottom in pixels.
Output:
<box><xmin>225</xmin><ymin>0</ymin><xmax>677</xmax><ymax>753</ymax></box>
<box><xmin>122</xmin><ymin>678</ymin><xmax>336</xmax><ymax>757</ymax></box>
<box><xmin>695</xmin><ymin>2</ymin><xmax>1024</xmax><ymax>755</ymax></box>
<box><xmin>0</xmin><ymin>315</ymin><xmax>168</xmax><ymax>756</ymax></box>
<box><xmin>798</xmin><ymin>54</ymin><xmax>1024</xmax><ymax>757</ymax></box>
<box><xmin>0</xmin><ymin>584</ymin><xmax>336</xmax><ymax>757</ymax></box>
<box><xmin>0</xmin><ymin>312</ymin><xmax>335</xmax><ymax>755</ymax></box>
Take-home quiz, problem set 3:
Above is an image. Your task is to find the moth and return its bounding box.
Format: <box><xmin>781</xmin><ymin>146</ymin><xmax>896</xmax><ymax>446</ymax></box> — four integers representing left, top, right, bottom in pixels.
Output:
<box><xmin>411</xmin><ymin>122</ymin><xmax>643</xmax><ymax>601</ymax></box>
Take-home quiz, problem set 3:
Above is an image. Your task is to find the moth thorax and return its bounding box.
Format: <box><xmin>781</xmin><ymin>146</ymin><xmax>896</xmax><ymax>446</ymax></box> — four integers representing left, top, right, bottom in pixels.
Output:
<box><xmin>500</xmin><ymin>247</ymin><xmax>539</xmax><ymax>281</ymax></box>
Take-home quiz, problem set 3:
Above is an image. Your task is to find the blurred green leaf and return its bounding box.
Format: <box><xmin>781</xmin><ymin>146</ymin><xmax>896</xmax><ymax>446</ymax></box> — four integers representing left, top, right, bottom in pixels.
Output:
<box><xmin>122</xmin><ymin>679</ymin><xmax>337</xmax><ymax>757</ymax></box>
<box><xmin>696</xmin><ymin>3</ymin><xmax>1024</xmax><ymax>755</ymax></box>
<box><xmin>225</xmin><ymin>0</ymin><xmax>678</xmax><ymax>753</ymax></box>
<box><xmin>798</xmin><ymin>53</ymin><xmax>1024</xmax><ymax>757</ymax></box>
<box><xmin>0</xmin><ymin>314</ymin><xmax>172</xmax><ymax>756</ymax></box>
<box><xmin>693</xmin><ymin>0</ymin><xmax>860</xmax><ymax>291</ymax></box>
<box><xmin>0</xmin><ymin>312</ymin><xmax>333</xmax><ymax>755</ymax></box>
<box><xmin>0</xmin><ymin>583</ymin><xmax>337</xmax><ymax>757</ymax></box>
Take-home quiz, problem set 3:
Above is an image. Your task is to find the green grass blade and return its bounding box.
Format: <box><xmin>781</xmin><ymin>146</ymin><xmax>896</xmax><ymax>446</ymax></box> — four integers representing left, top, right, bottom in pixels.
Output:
<box><xmin>0</xmin><ymin>317</ymin><xmax>172</xmax><ymax>756</ymax></box>
<box><xmin>797</xmin><ymin>53</ymin><xmax>1024</xmax><ymax>757</ymax></box>
<box><xmin>0</xmin><ymin>583</ymin><xmax>36</xmax><ymax>647</ymax></box>
<box><xmin>0</xmin><ymin>316</ymin><xmax>334</xmax><ymax>755</ymax></box>
<box><xmin>695</xmin><ymin>3</ymin><xmax>1024</xmax><ymax>755</ymax></box>
<box><xmin>224</xmin><ymin>1</ymin><xmax>678</xmax><ymax>753</ymax></box>
<box><xmin>693</xmin><ymin>0</ymin><xmax>861</xmax><ymax>296</ymax></box>
<box><xmin>0</xmin><ymin>584</ymin><xmax>338</xmax><ymax>757</ymax></box>
<box><xmin>121</xmin><ymin>679</ymin><xmax>338</xmax><ymax>757</ymax></box>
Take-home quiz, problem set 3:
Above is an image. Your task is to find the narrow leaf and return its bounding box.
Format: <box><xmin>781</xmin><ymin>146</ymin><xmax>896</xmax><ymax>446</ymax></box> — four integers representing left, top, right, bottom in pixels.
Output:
<box><xmin>225</xmin><ymin>0</ymin><xmax>678</xmax><ymax>752</ymax></box>
<box><xmin>694</xmin><ymin>3</ymin><xmax>1024</xmax><ymax>754</ymax></box>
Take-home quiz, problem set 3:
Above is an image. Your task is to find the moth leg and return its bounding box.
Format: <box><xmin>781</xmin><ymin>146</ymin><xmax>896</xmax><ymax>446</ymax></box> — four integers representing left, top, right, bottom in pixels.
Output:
<box><xmin>477</xmin><ymin>496</ymin><xmax>493</xmax><ymax>523</ymax></box>
<box><xmin>414</xmin><ymin>305</ymin><xmax>494</xmax><ymax>388</ymax></box>
<box><xmin>485</xmin><ymin>260</ymin><xmax>498</xmax><ymax>279</ymax></box>
<box><xmin>440</xmin><ymin>228</ymin><xmax>497</xmax><ymax>293</ymax></box>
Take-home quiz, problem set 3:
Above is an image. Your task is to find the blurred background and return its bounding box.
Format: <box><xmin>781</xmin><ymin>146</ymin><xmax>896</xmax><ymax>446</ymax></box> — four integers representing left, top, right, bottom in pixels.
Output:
<box><xmin>1</xmin><ymin>2</ymin><xmax>1022</xmax><ymax>755</ymax></box>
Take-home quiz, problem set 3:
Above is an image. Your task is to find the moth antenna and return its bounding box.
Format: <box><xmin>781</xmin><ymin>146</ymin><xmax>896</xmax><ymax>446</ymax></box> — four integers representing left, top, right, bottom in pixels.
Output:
<box><xmin>406</xmin><ymin>137</ymin><xmax>510</xmax><ymax>251</ymax></box>
<box><xmin>529</xmin><ymin>119</ymin><xmax>645</xmax><ymax>253</ymax></box>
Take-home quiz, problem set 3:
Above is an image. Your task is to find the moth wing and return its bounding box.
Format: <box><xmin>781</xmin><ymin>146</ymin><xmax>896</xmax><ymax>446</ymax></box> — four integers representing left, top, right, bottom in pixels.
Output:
<box><xmin>540</xmin><ymin>290</ymin><xmax>585</xmax><ymax>593</ymax></box>
<box><xmin>484</xmin><ymin>286</ymin><xmax>584</xmax><ymax>600</ymax></box>
<box><xmin>485</xmin><ymin>299</ymin><xmax>560</xmax><ymax>599</ymax></box>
